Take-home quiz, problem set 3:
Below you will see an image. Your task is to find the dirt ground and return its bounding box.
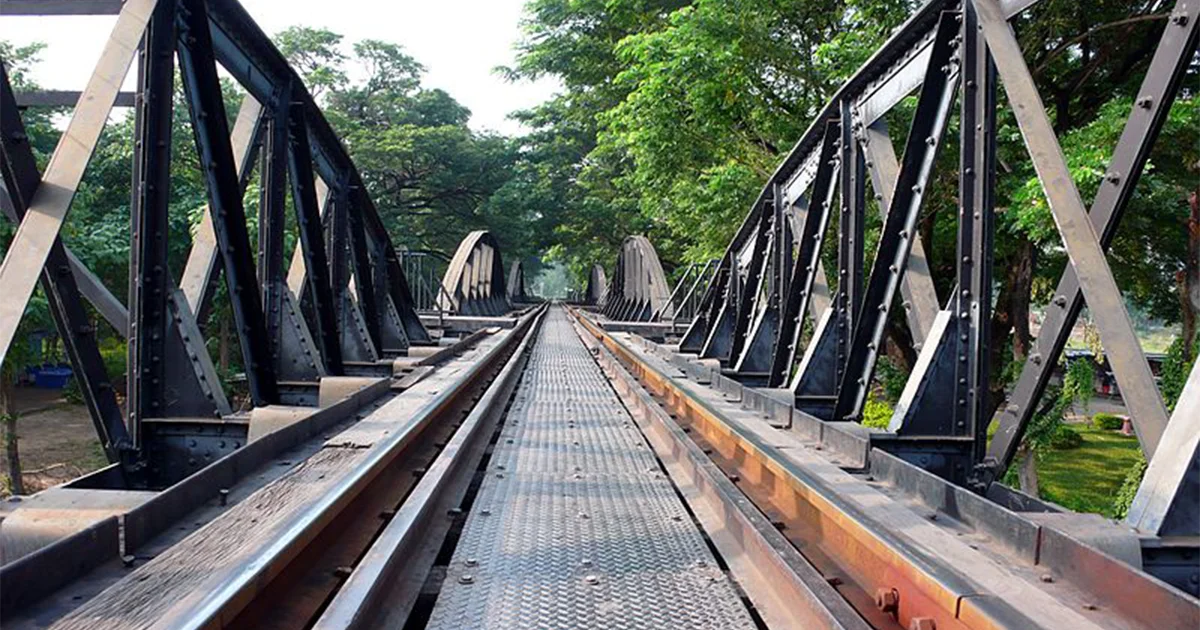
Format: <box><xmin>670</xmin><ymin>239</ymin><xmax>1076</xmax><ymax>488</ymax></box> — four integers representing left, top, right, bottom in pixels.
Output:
<box><xmin>1</xmin><ymin>387</ymin><xmax>108</xmax><ymax>497</ymax></box>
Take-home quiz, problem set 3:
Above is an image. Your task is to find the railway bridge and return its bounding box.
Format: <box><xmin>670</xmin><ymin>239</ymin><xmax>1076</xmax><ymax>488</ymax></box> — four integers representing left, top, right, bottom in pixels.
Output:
<box><xmin>0</xmin><ymin>0</ymin><xmax>1197</xmax><ymax>628</ymax></box>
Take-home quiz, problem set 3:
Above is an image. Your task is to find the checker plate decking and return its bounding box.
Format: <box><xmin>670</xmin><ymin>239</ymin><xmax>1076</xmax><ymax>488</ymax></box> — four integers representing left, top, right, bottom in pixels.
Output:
<box><xmin>426</xmin><ymin>309</ymin><xmax>756</xmax><ymax>630</ymax></box>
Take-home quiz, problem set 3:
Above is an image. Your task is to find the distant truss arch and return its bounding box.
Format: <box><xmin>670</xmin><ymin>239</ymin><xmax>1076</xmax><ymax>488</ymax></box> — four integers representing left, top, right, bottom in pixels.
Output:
<box><xmin>601</xmin><ymin>236</ymin><xmax>673</xmax><ymax>322</ymax></box>
<box><xmin>507</xmin><ymin>260</ymin><xmax>530</xmax><ymax>303</ymax></box>
<box><xmin>439</xmin><ymin>231</ymin><xmax>510</xmax><ymax>316</ymax></box>
<box><xmin>585</xmin><ymin>264</ymin><xmax>608</xmax><ymax>306</ymax></box>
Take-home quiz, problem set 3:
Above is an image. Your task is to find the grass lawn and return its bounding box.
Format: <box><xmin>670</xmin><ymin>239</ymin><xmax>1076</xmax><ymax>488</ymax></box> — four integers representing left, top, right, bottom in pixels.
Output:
<box><xmin>1035</xmin><ymin>425</ymin><xmax>1142</xmax><ymax>517</ymax></box>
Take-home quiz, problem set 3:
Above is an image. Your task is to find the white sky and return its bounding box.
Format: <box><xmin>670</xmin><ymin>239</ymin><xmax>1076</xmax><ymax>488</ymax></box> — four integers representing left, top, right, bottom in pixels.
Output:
<box><xmin>0</xmin><ymin>0</ymin><xmax>559</xmax><ymax>135</ymax></box>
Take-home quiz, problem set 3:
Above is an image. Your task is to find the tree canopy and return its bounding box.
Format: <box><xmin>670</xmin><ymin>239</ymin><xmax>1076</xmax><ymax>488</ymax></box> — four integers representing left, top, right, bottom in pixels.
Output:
<box><xmin>2</xmin><ymin>0</ymin><xmax>1196</xmax><ymax>394</ymax></box>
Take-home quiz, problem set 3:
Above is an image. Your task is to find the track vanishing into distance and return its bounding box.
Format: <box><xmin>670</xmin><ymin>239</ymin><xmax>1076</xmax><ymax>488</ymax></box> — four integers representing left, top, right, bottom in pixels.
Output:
<box><xmin>425</xmin><ymin>309</ymin><xmax>756</xmax><ymax>629</ymax></box>
<box><xmin>7</xmin><ymin>303</ymin><xmax>1192</xmax><ymax>629</ymax></box>
<box><xmin>1</xmin><ymin>2</ymin><xmax>1197</xmax><ymax>625</ymax></box>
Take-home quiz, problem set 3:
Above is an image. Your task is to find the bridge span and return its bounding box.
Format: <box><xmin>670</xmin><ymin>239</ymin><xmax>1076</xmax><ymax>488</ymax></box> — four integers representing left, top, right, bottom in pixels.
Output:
<box><xmin>0</xmin><ymin>0</ymin><xmax>1197</xmax><ymax>628</ymax></box>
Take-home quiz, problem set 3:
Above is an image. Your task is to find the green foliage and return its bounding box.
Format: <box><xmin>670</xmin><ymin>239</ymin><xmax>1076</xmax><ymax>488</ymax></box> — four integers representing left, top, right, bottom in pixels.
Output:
<box><xmin>860</xmin><ymin>398</ymin><xmax>893</xmax><ymax>429</ymax></box>
<box><xmin>1048</xmin><ymin>425</ymin><xmax>1083</xmax><ymax>450</ymax></box>
<box><xmin>273</xmin><ymin>28</ymin><xmax>530</xmax><ymax>263</ymax></box>
<box><xmin>874</xmin><ymin>357</ymin><xmax>908</xmax><ymax>404</ymax></box>
<box><xmin>1062</xmin><ymin>357</ymin><xmax>1096</xmax><ymax>413</ymax></box>
<box><xmin>1111</xmin><ymin>455</ymin><xmax>1148</xmax><ymax>520</ymax></box>
<box><xmin>1036</xmin><ymin>425</ymin><xmax>1144</xmax><ymax>516</ymax></box>
<box><xmin>1159</xmin><ymin>334</ymin><xmax>1199</xmax><ymax>411</ymax></box>
<box><xmin>1091</xmin><ymin>412</ymin><xmax>1125</xmax><ymax>431</ymax></box>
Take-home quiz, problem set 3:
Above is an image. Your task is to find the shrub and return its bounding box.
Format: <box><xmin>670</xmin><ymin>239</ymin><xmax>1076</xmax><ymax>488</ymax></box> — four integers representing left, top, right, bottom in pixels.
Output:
<box><xmin>861</xmin><ymin>398</ymin><xmax>893</xmax><ymax>429</ymax></box>
<box><xmin>1092</xmin><ymin>412</ymin><xmax>1124</xmax><ymax>431</ymax></box>
<box><xmin>1048</xmin><ymin>425</ymin><xmax>1083</xmax><ymax>450</ymax></box>
<box><xmin>1111</xmin><ymin>456</ymin><xmax>1148</xmax><ymax>519</ymax></box>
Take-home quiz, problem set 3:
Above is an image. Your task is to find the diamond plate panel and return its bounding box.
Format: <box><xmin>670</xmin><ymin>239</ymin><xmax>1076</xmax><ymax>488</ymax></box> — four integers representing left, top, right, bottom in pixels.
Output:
<box><xmin>426</xmin><ymin>308</ymin><xmax>755</xmax><ymax>629</ymax></box>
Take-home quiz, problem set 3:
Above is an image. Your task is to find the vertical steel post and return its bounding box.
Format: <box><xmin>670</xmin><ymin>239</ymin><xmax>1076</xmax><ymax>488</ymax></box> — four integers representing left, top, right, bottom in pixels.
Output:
<box><xmin>128</xmin><ymin>0</ymin><xmax>177</xmax><ymax>434</ymax></box>
<box><xmin>258</xmin><ymin>93</ymin><xmax>289</xmax><ymax>375</ymax></box>
<box><xmin>176</xmin><ymin>0</ymin><xmax>278</xmax><ymax>406</ymax></box>
<box><xmin>287</xmin><ymin>102</ymin><xmax>343</xmax><ymax>375</ymax></box>
<box><xmin>834</xmin><ymin>99</ymin><xmax>864</xmax><ymax>395</ymax></box>
<box><xmin>959</xmin><ymin>2</ymin><xmax>997</xmax><ymax>464</ymax></box>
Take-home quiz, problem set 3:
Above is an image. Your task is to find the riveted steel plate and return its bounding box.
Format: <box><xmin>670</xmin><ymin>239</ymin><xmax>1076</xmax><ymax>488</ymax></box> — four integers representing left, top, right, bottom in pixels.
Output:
<box><xmin>427</xmin><ymin>309</ymin><xmax>755</xmax><ymax>629</ymax></box>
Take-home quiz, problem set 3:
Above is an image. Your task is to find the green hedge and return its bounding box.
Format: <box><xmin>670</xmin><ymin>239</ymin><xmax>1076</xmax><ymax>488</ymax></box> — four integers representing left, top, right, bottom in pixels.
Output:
<box><xmin>1092</xmin><ymin>412</ymin><xmax>1124</xmax><ymax>431</ymax></box>
<box><xmin>1049</xmin><ymin>425</ymin><xmax>1083</xmax><ymax>449</ymax></box>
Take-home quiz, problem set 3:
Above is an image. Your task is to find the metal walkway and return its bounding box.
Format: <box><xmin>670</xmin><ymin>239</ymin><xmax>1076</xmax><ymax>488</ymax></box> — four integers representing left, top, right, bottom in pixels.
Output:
<box><xmin>427</xmin><ymin>308</ymin><xmax>756</xmax><ymax>629</ymax></box>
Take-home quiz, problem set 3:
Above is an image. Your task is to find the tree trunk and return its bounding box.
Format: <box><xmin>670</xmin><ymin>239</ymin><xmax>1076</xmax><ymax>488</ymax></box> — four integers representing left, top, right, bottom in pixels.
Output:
<box><xmin>1180</xmin><ymin>189</ymin><xmax>1199</xmax><ymax>359</ymax></box>
<box><xmin>884</xmin><ymin>314</ymin><xmax>917</xmax><ymax>374</ymax></box>
<box><xmin>987</xmin><ymin>294</ymin><xmax>1014</xmax><ymax>416</ymax></box>
<box><xmin>1017</xmin><ymin>446</ymin><xmax>1039</xmax><ymax>497</ymax></box>
<box><xmin>1008</xmin><ymin>239</ymin><xmax>1036</xmax><ymax>362</ymax></box>
<box><xmin>218</xmin><ymin>312</ymin><xmax>230</xmax><ymax>374</ymax></box>
<box><xmin>2</xmin><ymin>378</ymin><xmax>23</xmax><ymax>496</ymax></box>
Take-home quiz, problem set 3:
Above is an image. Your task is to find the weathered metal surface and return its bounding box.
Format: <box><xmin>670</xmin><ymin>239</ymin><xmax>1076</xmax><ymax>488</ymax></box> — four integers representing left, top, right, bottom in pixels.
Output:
<box><xmin>313</xmin><ymin>311</ymin><xmax>543</xmax><ymax>630</ymax></box>
<box><xmin>601</xmin><ymin>235</ymin><xmax>674</xmax><ymax>322</ymax></box>
<box><xmin>44</xmin><ymin>326</ymin><xmax>523</xmax><ymax>629</ymax></box>
<box><xmin>583</xmin><ymin>314</ymin><xmax>871</xmax><ymax>630</ymax></box>
<box><xmin>0</xmin><ymin>0</ymin><xmax>155</xmax><ymax>366</ymax></box>
<box><xmin>427</xmin><ymin>309</ymin><xmax>755</xmax><ymax>630</ymax></box>
<box><xmin>579</xmin><ymin>311</ymin><xmax>1199</xmax><ymax>630</ymax></box>
<box><xmin>440</xmin><ymin>230</ymin><xmax>511</xmax><ymax>316</ymax></box>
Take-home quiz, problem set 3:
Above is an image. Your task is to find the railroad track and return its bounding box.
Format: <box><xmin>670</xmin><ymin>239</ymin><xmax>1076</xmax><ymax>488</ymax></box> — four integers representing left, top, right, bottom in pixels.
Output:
<box><xmin>3</xmin><ymin>304</ymin><xmax>1195</xmax><ymax>629</ymax></box>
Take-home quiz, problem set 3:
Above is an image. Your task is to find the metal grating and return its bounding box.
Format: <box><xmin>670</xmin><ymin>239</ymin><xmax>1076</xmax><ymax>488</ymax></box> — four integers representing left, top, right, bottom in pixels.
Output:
<box><xmin>426</xmin><ymin>308</ymin><xmax>756</xmax><ymax>629</ymax></box>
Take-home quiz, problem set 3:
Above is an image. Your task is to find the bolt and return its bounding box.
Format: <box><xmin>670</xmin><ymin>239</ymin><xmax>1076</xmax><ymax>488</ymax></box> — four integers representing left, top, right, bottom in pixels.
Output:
<box><xmin>333</xmin><ymin>566</ymin><xmax>353</xmax><ymax>578</ymax></box>
<box><xmin>875</xmin><ymin>587</ymin><xmax>899</xmax><ymax>613</ymax></box>
<box><xmin>909</xmin><ymin>617</ymin><xmax>937</xmax><ymax>630</ymax></box>
<box><xmin>464</xmin><ymin>558</ymin><xmax>479</xmax><ymax>567</ymax></box>
<box><xmin>218</xmin><ymin>488</ymin><xmax>229</xmax><ymax>506</ymax></box>
<box><xmin>121</xmin><ymin>555</ymin><xmax>136</xmax><ymax>568</ymax></box>
<box><xmin>459</xmin><ymin>574</ymin><xmax>475</xmax><ymax>584</ymax></box>
<box><xmin>584</xmin><ymin>574</ymin><xmax>600</xmax><ymax>585</ymax></box>
<box><xmin>1040</xmin><ymin>573</ymin><xmax>1054</xmax><ymax>583</ymax></box>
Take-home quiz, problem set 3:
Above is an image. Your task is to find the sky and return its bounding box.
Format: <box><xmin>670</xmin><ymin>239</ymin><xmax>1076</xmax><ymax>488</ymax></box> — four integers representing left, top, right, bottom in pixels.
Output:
<box><xmin>1</xmin><ymin>0</ymin><xmax>560</xmax><ymax>135</ymax></box>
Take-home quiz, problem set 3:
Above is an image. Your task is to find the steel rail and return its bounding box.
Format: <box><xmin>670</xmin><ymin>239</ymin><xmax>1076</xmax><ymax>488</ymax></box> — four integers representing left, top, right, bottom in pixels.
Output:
<box><xmin>36</xmin><ymin>308</ymin><xmax>543</xmax><ymax>629</ymax></box>
<box><xmin>572</xmin><ymin>310</ymin><xmax>871</xmax><ymax>630</ymax></box>
<box><xmin>570</xmin><ymin>308</ymin><xmax>1198</xmax><ymax>630</ymax></box>
<box><xmin>313</xmin><ymin>308</ymin><xmax>545</xmax><ymax>629</ymax></box>
<box><xmin>167</xmin><ymin>309</ymin><xmax>542</xmax><ymax>629</ymax></box>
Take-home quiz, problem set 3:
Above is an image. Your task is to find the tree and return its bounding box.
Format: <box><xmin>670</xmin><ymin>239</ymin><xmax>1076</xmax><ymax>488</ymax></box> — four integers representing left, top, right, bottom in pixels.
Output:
<box><xmin>275</xmin><ymin>28</ymin><xmax>526</xmax><ymax>264</ymax></box>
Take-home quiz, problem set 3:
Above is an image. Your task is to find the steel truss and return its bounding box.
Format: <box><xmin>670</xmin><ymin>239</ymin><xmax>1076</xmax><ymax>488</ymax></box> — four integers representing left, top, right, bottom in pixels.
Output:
<box><xmin>0</xmin><ymin>0</ymin><xmax>430</xmax><ymax>487</ymax></box>
<box><xmin>584</xmin><ymin>263</ymin><xmax>608</xmax><ymax>306</ymax></box>
<box><xmin>439</xmin><ymin>230</ymin><xmax>511</xmax><ymax>316</ymax></box>
<box><xmin>506</xmin><ymin>260</ymin><xmax>531</xmax><ymax>303</ymax></box>
<box><xmin>600</xmin><ymin>235</ymin><xmax>674</xmax><ymax>322</ymax></box>
<box><xmin>678</xmin><ymin>0</ymin><xmax>1199</xmax><ymax>560</ymax></box>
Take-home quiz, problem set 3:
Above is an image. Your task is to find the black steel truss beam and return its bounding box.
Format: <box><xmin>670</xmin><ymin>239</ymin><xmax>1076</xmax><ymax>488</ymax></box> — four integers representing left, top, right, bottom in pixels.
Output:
<box><xmin>287</xmin><ymin>102</ymin><xmax>343</xmax><ymax>375</ymax></box>
<box><xmin>176</xmin><ymin>0</ymin><xmax>278</xmax><ymax>406</ymax></box>
<box><xmin>832</xmin><ymin>12</ymin><xmax>961</xmax><ymax>422</ymax></box>
<box><xmin>981</xmin><ymin>0</ymin><xmax>1199</xmax><ymax>482</ymax></box>
<box><xmin>0</xmin><ymin>63</ymin><xmax>131</xmax><ymax>463</ymax></box>
<box><xmin>768</xmin><ymin>122</ymin><xmax>840</xmax><ymax>387</ymax></box>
